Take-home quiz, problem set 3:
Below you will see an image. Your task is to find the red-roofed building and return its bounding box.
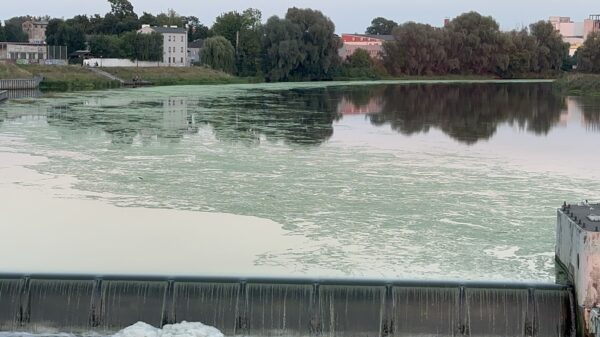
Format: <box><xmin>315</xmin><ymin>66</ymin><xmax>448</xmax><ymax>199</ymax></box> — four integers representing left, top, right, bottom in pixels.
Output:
<box><xmin>338</xmin><ymin>34</ymin><xmax>394</xmax><ymax>60</ymax></box>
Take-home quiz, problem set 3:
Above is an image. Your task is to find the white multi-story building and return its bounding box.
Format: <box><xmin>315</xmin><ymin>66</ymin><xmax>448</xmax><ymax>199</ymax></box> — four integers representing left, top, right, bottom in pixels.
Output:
<box><xmin>138</xmin><ymin>25</ymin><xmax>188</xmax><ymax>67</ymax></box>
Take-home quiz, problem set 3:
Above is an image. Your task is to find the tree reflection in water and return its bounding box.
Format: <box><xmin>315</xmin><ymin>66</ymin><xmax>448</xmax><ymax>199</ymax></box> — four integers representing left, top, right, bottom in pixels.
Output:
<box><xmin>365</xmin><ymin>83</ymin><xmax>567</xmax><ymax>144</ymax></box>
<box><xmin>9</xmin><ymin>83</ymin><xmax>600</xmax><ymax>146</ymax></box>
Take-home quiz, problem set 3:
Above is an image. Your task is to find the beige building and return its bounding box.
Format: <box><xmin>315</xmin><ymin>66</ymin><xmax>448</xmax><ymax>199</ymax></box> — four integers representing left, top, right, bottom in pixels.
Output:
<box><xmin>550</xmin><ymin>15</ymin><xmax>600</xmax><ymax>56</ymax></box>
<box><xmin>21</xmin><ymin>20</ymin><xmax>48</xmax><ymax>44</ymax></box>
<box><xmin>138</xmin><ymin>25</ymin><xmax>188</xmax><ymax>67</ymax></box>
<box><xmin>0</xmin><ymin>43</ymin><xmax>47</xmax><ymax>62</ymax></box>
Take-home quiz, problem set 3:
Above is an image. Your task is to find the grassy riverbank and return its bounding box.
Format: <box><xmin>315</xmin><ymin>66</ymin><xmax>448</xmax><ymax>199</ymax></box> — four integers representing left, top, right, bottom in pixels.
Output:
<box><xmin>0</xmin><ymin>63</ymin><xmax>119</xmax><ymax>91</ymax></box>
<box><xmin>0</xmin><ymin>63</ymin><xmax>248</xmax><ymax>92</ymax></box>
<box><xmin>555</xmin><ymin>73</ymin><xmax>600</xmax><ymax>96</ymax></box>
<box><xmin>102</xmin><ymin>66</ymin><xmax>250</xmax><ymax>86</ymax></box>
<box><xmin>0</xmin><ymin>62</ymin><xmax>570</xmax><ymax>93</ymax></box>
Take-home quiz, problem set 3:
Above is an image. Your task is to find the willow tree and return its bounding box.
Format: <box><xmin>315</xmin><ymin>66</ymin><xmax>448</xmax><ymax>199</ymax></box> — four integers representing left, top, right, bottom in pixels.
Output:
<box><xmin>576</xmin><ymin>32</ymin><xmax>600</xmax><ymax>73</ymax></box>
<box><xmin>201</xmin><ymin>36</ymin><xmax>236</xmax><ymax>73</ymax></box>
<box><xmin>261</xmin><ymin>8</ymin><xmax>341</xmax><ymax>81</ymax></box>
<box><xmin>382</xmin><ymin>22</ymin><xmax>447</xmax><ymax>76</ymax></box>
<box><xmin>529</xmin><ymin>20</ymin><xmax>569</xmax><ymax>72</ymax></box>
<box><xmin>445</xmin><ymin>12</ymin><xmax>507</xmax><ymax>74</ymax></box>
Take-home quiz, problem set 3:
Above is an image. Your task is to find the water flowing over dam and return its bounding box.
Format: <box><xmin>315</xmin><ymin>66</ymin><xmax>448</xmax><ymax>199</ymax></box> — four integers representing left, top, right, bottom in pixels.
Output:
<box><xmin>0</xmin><ymin>275</ymin><xmax>575</xmax><ymax>337</ymax></box>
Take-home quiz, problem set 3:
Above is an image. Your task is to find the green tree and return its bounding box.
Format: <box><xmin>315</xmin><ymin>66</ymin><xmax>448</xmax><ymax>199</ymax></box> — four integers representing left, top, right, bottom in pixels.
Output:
<box><xmin>575</xmin><ymin>32</ymin><xmax>600</xmax><ymax>73</ymax></box>
<box><xmin>45</xmin><ymin>19</ymin><xmax>86</xmax><ymax>53</ymax></box>
<box><xmin>202</xmin><ymin>36</ymin><xmax>236</xmax><ymax>73</ymax></box>
<box><xmin>212</xmin><ymin>11</ymin><xmax>244</xmax><ymax>45</ymax></box>
<box><xmin>366</xmin><ymin>17</ymin><xmax>398</xmax><ymax>35</ymax></box>
<box><xmin>261</xmin><ymin>16</ymin><xmax>304</xmax><ymax>81</ymax></box>
<box><xmin>285</xmin><ymin>7</ymin><xmax>341</xmax><ymax>80</ymax></box>
<box><xmin>0</xmin><ymin>22</ymin><xmax>7</xmax><ymax>41</ymax></box>
<box><xmin>139</xmin><ymin>12</ymin><xmax>158</xmax><ymax>26</ymax></box>
<box><xmin>155</xmin><ymin>9</ymin><xmax>185</xmax><ymax>27</ymax></box>
<box><xmin>120</xmin><ymin>31</ymin><xmax>163</xmax><ymax>61</ymax></box>
<box><xmin>529</xmin><ymin>20</ymin><xmax>569</xmax><ymax>72</ymax></box>
<box><xmin>338</xmin><ymin>48</ymin><xmax>383</xmax><ymax>79</ymax></box>
<box><xmin>262</xmin><ymin>8</ymin><xmax>340</xmax><ymax>81</ymax></box>
<box><xmin>347</xmin><ymin>48</ymin><xmax>373</xmax><ymax>68</ymax></box>
<box><xmin>66</xmin><ymin>15</ymin><xmax>93</xmax><ymax>34</ymax></box>
<box><xmin>88</xmin><ymin>34</ymin><xmax>124</xmax><ymax>58</ymax></box>
<box><xmin>4</xmin><ymin>17</ymin><xmax>29</xmax><ymax>42</ymax></box>
<box><xmin>212</xmin><ymin>9</ymin><xmax>262</xmax><ymax>76</ymax></box>
<box><xmin>108</xmin><ymin>0</ymin><xmax>136</xmax><ymax>19</ymax></box>
<box><xmin>446</xmin><ymin>12</ymin><xmax>507</xmax><ymax>74</ymax></box>
<box><xmin>382</xmin><ymin>22</ymin><xmax>447</xmax><ymax>76</ymax></box>
<box><xmin>186</xmin><ymin>16</ymin><xmax>211</xmax><ymax>42</ymax></box>
<box><xmin>500</xmin><ymin>29</ymin><xmax>537</xmax><ymax>78</ymax></box>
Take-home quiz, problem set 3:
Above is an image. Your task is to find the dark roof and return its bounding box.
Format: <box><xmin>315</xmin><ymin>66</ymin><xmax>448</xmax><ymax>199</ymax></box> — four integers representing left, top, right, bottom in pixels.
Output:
<box><xmin>344</xmin><ymin>33</ymin><xmax>395</xmax><ymax>41</ymax></box>
<box><xmin>189</xmin><ymin>39</ymin><xmax>204</xmax><ymax>48</ymax></box>
<box><xmin>69</xmin><ymin>50</ymin><xmax>92</xmax><ymax>57</ymax></box>
<box><xmin>561</xmin><ymin>203</ymin><xmax>600</xmax><ymax>232</ymax></box>
<box><xmin>363</xmin><ymin>34</ymin><xmax>395</xmax><ymax>41</ymax></box>
<box><xmin>151</xmin><ymin>27</ymin><xmax>187</xmax><ymax>34</ymax></box>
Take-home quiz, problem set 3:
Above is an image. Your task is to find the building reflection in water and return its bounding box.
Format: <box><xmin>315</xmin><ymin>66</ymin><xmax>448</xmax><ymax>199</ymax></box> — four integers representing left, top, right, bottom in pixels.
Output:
<box><xmin>1</xmin><ymin>83</ymin><xmax>600</xmax><ymax>146</ymax></box>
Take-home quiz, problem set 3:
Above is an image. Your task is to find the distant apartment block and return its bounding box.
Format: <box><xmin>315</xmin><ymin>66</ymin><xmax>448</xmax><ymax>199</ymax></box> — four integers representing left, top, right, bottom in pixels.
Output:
<box><xmin>338</xmin><ymin>34</ymin><xmax>394</xmax><ymax>60</ymax></box>
<box><xmin>21</xmin><ymin>20</ymin><xmax>48</xmax><ymax>44</ymax></box>
<box><xmin>550</xmin><ymin>15</ymin><xmax>600</xmax><ymax>56</ymax></box>
<box><xmin>138</xmin><ymin>25</ymin><xmax>188</xmax><ymax>67</ymax></box>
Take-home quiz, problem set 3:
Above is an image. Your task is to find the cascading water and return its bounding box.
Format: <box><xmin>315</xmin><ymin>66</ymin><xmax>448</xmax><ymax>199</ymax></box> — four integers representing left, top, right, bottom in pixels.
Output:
<box><xmin>534</xmin><ymin>289</ymin><xmax>575</xmax><ymax>337</ymax></box>
<box><xmin>98</xmin><ymin>280</ymin><xmax>168</xmax><ymax>330</ymax></box>
<box><xmin>245</xmin><ymin>283</ymin><xmax>313</xmax><ymax>336</ymax></box>
<box><xmin>171</xmin><ymin>282</ymin><xmax>239</xmax><ymax>334</ymax></box>
<box><xmin>392</xmin><ymin>287</ymin><xmax>460</xmax><ymax>337</ymax></box>
<box><xmin>318</xmin><ymin>285</ymin><xmax>385</xmax><ymax>337</ymax></box>
<box><xmin>465</xmin><ymin>288</ymin><xmax>529</xmax><ymax>337</ymax></box>
<box><xmin>0</xmin><ymin>279</ymin><xmax>22</xmax><ymax>331</ymax></box>
<box><xmin>25</xmin><ymin>279</ymin><xmax>95</xmax><ymax>332</ymax></box>
<box><xmin>0</xmin><ymin>277</ymin><xmax>577</xmax><ymax>337</ymax></box>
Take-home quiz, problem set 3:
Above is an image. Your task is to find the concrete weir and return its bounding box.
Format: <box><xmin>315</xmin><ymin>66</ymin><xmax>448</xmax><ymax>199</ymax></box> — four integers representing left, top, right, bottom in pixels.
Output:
<box><xmin>0</xmin><ymin>275</ymin><xmax>575</xmax><ymax>337</ymax></box>
<box><xmin>556</xmin><ymin>202</ymin><xmax>600</xmax><ymax>336</ymax></box>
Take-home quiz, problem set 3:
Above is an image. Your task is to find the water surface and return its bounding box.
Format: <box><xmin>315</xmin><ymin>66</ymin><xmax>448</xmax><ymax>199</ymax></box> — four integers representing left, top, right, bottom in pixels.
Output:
<box><xmin>1</xmin><ymin>81</ymin><xmax>599</xmax><ymax>281</ymax></box>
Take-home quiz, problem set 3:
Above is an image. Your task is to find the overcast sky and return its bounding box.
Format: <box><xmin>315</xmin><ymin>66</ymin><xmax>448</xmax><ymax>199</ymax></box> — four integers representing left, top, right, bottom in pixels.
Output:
<box><xmin>3</xmin><ymin>0</ymin><xmax>599</xmax><ymax>33</ymax></box>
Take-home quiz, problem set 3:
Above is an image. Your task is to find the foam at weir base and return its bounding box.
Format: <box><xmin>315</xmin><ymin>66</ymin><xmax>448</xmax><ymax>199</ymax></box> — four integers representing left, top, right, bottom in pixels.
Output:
<box><xmin>114</xmin><ymin>321</ymin><xmax>224</xmax><ymax>337</ymax></box>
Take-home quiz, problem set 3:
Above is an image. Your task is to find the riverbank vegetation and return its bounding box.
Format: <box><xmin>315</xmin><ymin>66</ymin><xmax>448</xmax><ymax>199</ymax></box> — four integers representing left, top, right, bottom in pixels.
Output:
<box><xmin>0</xmin><ymin>63</ymin><xmax>241</xmax><ymax>90</ymax></box>
<box><xmin>102</xmin><ymin>66</ymin><xmax>246</xmax><ymax>86</ymax></box>
<box><xmin>4</xmin><ymin>0</ymin><xmax>600</xmax><ymax>93</ymax></box>
<box><xmin>555</xmin><ymin>74</ymin><xmax>600</xmax><ymax>96</ymax></box>
<box><xmin>17</xmin><ymin>64</ymin><xmax>121</xmax><ymax>91</ymax></box>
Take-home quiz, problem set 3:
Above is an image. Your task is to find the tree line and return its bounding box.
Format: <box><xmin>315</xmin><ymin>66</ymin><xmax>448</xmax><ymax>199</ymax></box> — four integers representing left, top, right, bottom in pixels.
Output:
<box><xmin>5</xmin><ymin>0</ymin><xmax>600</xmax><ymax>78</ymax></box>
<box><xmin>379</xmin><ymin>12</ymin><xmax>569</xmax><ymax>78</ymax></box>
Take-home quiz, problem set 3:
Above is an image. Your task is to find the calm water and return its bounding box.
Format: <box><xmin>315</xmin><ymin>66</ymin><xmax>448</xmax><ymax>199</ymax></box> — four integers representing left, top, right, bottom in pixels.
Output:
<box><xmin>1</xmin><ymin>81</ymin><xmax>600</xmax><ymax>281</ymax></box>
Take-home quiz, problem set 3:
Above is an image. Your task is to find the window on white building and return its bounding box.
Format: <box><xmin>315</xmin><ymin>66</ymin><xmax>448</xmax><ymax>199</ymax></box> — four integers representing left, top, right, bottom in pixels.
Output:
<box><xmin>168</xmin><ymin>36</ymin><xmax>171</xmax><ymax>42</ymax></box>
<box><xmin>180</xmin><ymin>57</ymin><xmax>183</xmax><ymax>63</ymax></box>
<box><xmin>181</xmin><ymin>47</ymin><xmax>183</xmax><ymax>53</ymax></box>
<box><xmin>181</xmin><ymin>36</ymin><xmax>184</xmax><ymax>42</ymax></box>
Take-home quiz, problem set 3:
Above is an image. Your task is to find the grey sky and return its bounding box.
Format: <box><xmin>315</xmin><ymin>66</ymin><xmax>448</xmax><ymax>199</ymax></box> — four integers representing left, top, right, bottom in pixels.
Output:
<box><xmin>3</xmin><ymin>0</ymin><xmax>599</xmax><ymax>34</ymax></box>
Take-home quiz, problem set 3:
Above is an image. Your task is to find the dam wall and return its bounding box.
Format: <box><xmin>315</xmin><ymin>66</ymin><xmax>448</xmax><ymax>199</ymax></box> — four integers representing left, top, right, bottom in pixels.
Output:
<box><xmin>0</xmin><ymin>275</ymin><xmax>575</xmax><ymax>337</ymax></box>
<box><xmin>556</xmin><ymin>202</ymin><xmax>600</xmax><ymax>335</ymax></box>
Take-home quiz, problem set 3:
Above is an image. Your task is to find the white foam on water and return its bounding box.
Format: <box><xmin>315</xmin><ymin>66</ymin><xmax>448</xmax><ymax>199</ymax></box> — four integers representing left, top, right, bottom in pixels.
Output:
<box><xmin>0</xmin><ymin>322</ymin><xmax>224</xmax><ymax>337</ymax></box>
<box><xmin>114</xmin><ymin>322</ymin><xmax>223</xmax><ymax>337</ymax></box>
